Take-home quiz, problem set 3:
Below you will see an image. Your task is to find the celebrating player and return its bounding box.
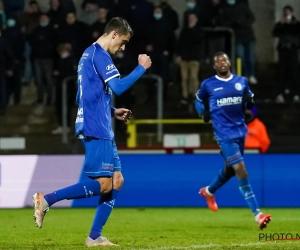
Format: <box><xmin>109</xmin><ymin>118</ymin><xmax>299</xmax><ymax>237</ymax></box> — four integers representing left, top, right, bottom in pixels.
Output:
<box><xmin>32</xmin><ymin>17</ymin><xmax>152</xmax><ymax>246</ymax></box>
<box><xmin>195</xmin><ymin>52</ymin><xmax>271</xmax><ymax>229</ymax></box>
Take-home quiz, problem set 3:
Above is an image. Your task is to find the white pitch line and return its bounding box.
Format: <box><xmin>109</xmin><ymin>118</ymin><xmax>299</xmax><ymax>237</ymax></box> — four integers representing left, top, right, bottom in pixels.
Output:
<box><xmin>128</xmin><ymin>241</ymin><xmax>297</xmax><ymax>250</ymax></box>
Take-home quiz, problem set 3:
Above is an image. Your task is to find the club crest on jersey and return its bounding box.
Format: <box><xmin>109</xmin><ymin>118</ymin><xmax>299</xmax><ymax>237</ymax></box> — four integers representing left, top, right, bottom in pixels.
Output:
<box><xmin>235</xmin><ymin>83</ymin><xmax>243</xmax><ymax>91</ymax></box>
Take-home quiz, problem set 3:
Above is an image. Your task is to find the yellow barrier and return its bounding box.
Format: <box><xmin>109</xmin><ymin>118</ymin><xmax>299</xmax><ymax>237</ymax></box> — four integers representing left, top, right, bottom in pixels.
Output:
<box><xmin>126</xmin><ymin>119</ymin><xmax>210</xmax><ymax>148</ymax></box>
<box><xmin>236</xmin><ymin>57</ymin><xmax>242</xmax><ymax>76</ymax></box>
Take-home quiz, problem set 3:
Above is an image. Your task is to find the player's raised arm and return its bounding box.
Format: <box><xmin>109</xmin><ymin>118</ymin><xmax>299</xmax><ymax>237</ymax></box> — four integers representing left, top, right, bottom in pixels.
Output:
<box><xmin>106</xmin><ymin>54</ymin><xmax>152</xmax><ymax>96</ymax></box>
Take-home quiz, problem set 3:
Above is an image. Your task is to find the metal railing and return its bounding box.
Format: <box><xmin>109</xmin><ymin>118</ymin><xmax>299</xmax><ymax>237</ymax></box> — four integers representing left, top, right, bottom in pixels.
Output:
<box><xmin>61</xmin><ymin>74</ymin><xmax>163</xmax><ymax>144</ymax></box>
<box><xmin>126</xmin><ymin>119</ymin><xmax>211</xmax><ymax>148</ymax></box>
<box><xmin>61</xmin><ymin>76</ymin><xmax>77</xmax><ymax>144</ymax></box>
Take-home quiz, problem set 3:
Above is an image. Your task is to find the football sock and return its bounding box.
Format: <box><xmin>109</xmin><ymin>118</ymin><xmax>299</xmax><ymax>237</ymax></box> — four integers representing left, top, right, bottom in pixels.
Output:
<box><xmin>238</xmin><ymin>178</ymin><xmax>261</xmax><ymax>216</ymax></box>
<box><xmin>89</xmin><ymin>189</ymin><xmax>119</xmax><ymax>239</ymax></box>
<box><xmin>208</xmin><ymin>168</ymin><xmax>232</xmax><ymax>194</ymax></box>
<box><xmin>44</xmin><ymin>180</ymin><xmax>101</xmax><ymax>206</ymax></box>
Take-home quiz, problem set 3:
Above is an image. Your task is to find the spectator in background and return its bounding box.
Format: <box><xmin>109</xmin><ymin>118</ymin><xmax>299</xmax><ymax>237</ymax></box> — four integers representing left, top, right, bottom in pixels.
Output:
<box><xmin>176</xmin><ymin>13</ymin><xmax>203</xmax><ymax>105</ymax></box>
<box><xmin>0</xmin><ymin>29</ymin><xmax>14</xmax><ymax>115</ymax></box>
<box><xmin>0</xmin><ymin>1</ymin><xmax>7</xmax><ymax>30</ymax></box>
<box><xmin>89</xmin><ymin>7</ymin><xmax>108</xmax><ymax>44</ymax></box>
<box><xmin>201</xmin><ymin>0</ymin><xmax>227</xmax><ymax>63</ymax></box>
<box><xmin>221</xmin><ymin>0</ymin><xmax>257</xmax><ymax>85</ymax></box>
<box><xmin>79</xmin><ymin>0</ymin><xmax>98</xmax><ymax>26</ymax></box>
<box><xmin>158</xmin><ymin>0</ymin><xmax>179</xmax><ymax>32</ymax></box>
<box><xmin>126</xmin><ymin>0</ymin><xmax>154</xmax><ymax>57</ymax></box>
<box><xmin>52</xmin><ymin>43</ymin><xmax>77</xmax><ymax>135</ymax></box>
<box><xmin>47</xmin><ymin>0</ymin><xmax>65</xmax><ymax>29</ymax></box>
<box><xmin>30</xmin><ymin>14</ymin><xmax>56</xmax><ymax>105</ymax></box>
<box><xmin>272</xmin><ymin>5</ymin><xmax>300</xmax><ymax>103</ymax></box>
<box><xmin>183</xmin><ymin>0</ymin><xmax>201</xmax><ymax>28</ymax></box>
<box><xmin>245</xmin><ymin>106</ymin><xmax>270</xmax><ymax>153</ymax></box>
<box><xmin>158</xmin><ymin>0</ymin><xmax>179</xmax><ymax>87</ymax></box>
<box><xmin>3</xmin><ymin>16</ymin><xmax>25</xmax><ymax>105</ymax></box>
<box><xmin>2</xmin><ymin>0</ymin><xmax>25</xmax><ymax>20</ymax></box>
<box><xmin>57</xmin><ymin>12</ymin><xmax>88</xmax><ymax>61</ymax></box>
<box><xmin>95</xmin><ymin>0</ymin><xmax>115</xmax><ymax>11</ymax></box>
<box><xmin>200</xmin><ymin>0</ymin><xmax>222</xmax><ymax>27</ymax></box>
<box><xmin>21</xmin><ymin>0</ymin><xmax>41</xmax><ymax>85</ymax></box>
<box><xmin>59</xmin><ymin>0</ymin><xmax>76</xmax><ymax>13</ymax></box>
<box><xmin>146</xmin><ymin>6</ymin><xmax>175</xmax><ymax>100</ymax></box>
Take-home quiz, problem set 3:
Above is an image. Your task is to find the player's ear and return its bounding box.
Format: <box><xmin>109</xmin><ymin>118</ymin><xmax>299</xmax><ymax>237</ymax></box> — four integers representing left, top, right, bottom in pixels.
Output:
<box><xmin>112</xmin><ymin>31</ymin><xmax>118</xmax><ymax>39</ymax></box>
<box><xmin>228</xmin><ymin>61</ymin><xmax>231</xmax><ymax>67</ymax></box>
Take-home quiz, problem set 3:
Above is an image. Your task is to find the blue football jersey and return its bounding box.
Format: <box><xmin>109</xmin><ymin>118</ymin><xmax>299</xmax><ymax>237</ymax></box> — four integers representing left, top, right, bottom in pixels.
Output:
<box><xmin>75</xmin><ymin>43</ymin><xmax>120</xmax><ymax>139</ymax></box>
<box><xmin>196</xmin><ymin>74</ymin><xmax>253</xmax><ymax>141</ymax></box>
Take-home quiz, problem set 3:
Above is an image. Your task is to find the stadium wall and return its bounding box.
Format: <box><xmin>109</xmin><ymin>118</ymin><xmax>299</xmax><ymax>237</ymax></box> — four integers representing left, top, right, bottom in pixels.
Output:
<box><xmin>0</xmin><ymin>154</ymin><xmax>299</xmax><ymax>208</ymax></box>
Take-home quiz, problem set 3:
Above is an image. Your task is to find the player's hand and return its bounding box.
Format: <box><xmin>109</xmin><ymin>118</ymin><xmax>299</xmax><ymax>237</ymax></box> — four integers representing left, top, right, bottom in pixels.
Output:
<box><xmin>242</xmin><ymin>93</ymin><xmax>255</xmax><ymax>109</ymax></box>
<box><xmin>114</xmin><ymin>108</ymin><xmax>132</xmax><ymax>122</ymax></box>
<box><xmin>201</xmin><ymin>111</ymin><xmax>211</xmax><ymax>123</ymax></box>
<box><xmin>138</xmin><ymin>54</ymin><xmax>152</xmax><ymax>70</ymax></box>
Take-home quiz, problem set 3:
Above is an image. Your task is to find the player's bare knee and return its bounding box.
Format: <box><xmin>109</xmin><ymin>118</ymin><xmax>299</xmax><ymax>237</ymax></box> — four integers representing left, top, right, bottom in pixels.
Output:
<box><xmin>96</xmin><ymin>177</ymin><xmax>113</xmax><ymax>194</ymax></box>
<box><xmin>233</xmin><ymin>162</ymin><xmax>248</xmax><ymax>179</ymax></box>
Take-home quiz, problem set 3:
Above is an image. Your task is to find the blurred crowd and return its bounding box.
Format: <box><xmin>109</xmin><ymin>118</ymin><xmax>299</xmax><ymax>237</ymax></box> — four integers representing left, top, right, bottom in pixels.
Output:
<box><xmin>0</xmin><ymin>0</ymin><xmax>299</xmax><ymax>134</ymax></box>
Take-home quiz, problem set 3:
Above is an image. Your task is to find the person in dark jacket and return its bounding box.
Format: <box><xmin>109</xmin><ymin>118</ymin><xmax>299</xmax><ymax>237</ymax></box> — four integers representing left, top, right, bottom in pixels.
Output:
<box><xmin>0</xmin><ymin>1</ymin><xmax>7</xmax><ymax>30</ymax></box>
<box><xmin>158</xmin><ymin>0</ymin><xmax>179</xmax><ymax>32</ymax></box>
<box><xmin>89</xmin><ymin>7</ymin><xmax>109</xmax><ymax>44</ymax></box>
<box><xmin>176</xmin><ymin>13</ymin><xmax>203</xmax><ymax>104</ymax></box>
<box><xmin>0</xmin><ymin>29</ymin><xmax>14</xmax><ymax>115</ymax></box>
<box><xmin>183</xmin><ymin>0</ymin><xmax>201</xmax><ymax>28</ymax></box>
<box><xmin>30</xmin><ymin>14</ymin><xmax>56</xmax><ymax>105</ymax></box>
<box><xmin>52</xmin><ymin>43</ymin><xmax>77</xmax><ymax>134</ymax></box>
<box><xmin>47</xmin><ymin>0</ymin><xmax>66</xmax><ymax>29</ymax></box>
<box><xmin>146</xmin><ymin>6</ymin><xmax>175</xmax><ymax>100</ymax></box>
<box><xmin>221</xmin><ymin>0</ymin><xmax>257</xmax><ymax>84</ymax></box>
<box><xmin>3</xmin><ymin>16</ymin><xmax>24</xmax><ymax>105</ymax></box>
<box><xmin>272</xmin><ymin>5</ymin><xmax>300</xmax><ymax>103</ymax></box>
<box><xmin>57</xmin><ymin>12</ymin><xmax>88</xmax><ymax>61</ymax></box>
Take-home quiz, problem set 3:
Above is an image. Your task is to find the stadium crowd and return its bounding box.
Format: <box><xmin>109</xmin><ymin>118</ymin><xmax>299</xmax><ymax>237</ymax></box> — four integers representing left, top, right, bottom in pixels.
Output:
<box><xmin>0</xmin><ymin>0</ymin><xmax>298</xmax><ymax>132</ymax></box>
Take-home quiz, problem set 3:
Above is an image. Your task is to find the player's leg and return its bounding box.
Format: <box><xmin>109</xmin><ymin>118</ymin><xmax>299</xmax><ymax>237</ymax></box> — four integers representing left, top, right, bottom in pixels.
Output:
<box><xmin>86</xmin><ymin>141</ymin><xmax>123</xmax><ymax>247</ymax></box>
<box><xmin>232</xmin><ymin>138</ymin><xmax>271</xmax><ymax>229</ymax></box>
<box><xmin>33</xmin><ymin>138</ymin><xmax>113</xmax><ymax>228</ymax></box>
<box><xmin>199</xmin><ymin>160</ymin><xmax>236</xmax><ymax>211</ymax></box>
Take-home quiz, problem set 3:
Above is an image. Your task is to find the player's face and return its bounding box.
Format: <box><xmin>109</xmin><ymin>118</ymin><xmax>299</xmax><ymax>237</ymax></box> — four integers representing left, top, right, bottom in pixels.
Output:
<box><xmin>213</xmin><ymin>54</ymin><xmax>231</xmax><ymax>75</ymax></box>
<box><xmin>109</xmin><ymin>31</ymin><xmax>131</xmax><ymax>55</ymax></box>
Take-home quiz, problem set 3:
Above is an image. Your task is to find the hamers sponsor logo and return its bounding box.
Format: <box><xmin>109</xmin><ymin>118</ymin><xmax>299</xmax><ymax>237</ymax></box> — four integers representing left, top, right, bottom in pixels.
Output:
<box><xmin>217</xmin><ymin>96</ymin><xmax>242</xmax><ymax>106</ymax></box>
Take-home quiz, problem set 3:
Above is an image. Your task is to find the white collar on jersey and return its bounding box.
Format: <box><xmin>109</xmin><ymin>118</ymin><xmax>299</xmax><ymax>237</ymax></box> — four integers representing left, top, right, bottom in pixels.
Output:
<box><xmin>215</xmin><ymin>74</ymin><xmax>233</xmax><ymax>82</ymax></box>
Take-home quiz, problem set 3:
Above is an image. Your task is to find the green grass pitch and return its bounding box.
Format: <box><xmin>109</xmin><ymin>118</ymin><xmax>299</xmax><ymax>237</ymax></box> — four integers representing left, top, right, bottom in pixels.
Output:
<box><xmin>0</xmin><ymin>208</ymin><xmax>300</xmax><ymax>249</ymax></box>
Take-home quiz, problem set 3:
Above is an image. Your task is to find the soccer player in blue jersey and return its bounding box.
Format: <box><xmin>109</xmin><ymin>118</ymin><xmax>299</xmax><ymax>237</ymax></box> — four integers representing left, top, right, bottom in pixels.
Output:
<box><xmin>32</xmin><ymin>17</ymin><xmax>152</xmax><ymax>246</ymax></box>
<box><xmin>195</xmin><ymin>52</ymin><xmax>271</xmax><ymax>229</ymax></box>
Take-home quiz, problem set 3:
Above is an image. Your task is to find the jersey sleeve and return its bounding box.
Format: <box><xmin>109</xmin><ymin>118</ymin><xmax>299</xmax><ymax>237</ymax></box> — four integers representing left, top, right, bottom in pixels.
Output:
<box><xmin>195</xmin><ymin>80</ymin><xmax>209</xmax><ymax>102</ymax></box>
<box><xmin>243</xmin><ymin>78</ymin><xmax>254</xmax><ymax>97</ymax></box>
<box><xmin>93</xmin><ymin>47</ymin><xmax>120</xmax><ymax>83</ymax></box>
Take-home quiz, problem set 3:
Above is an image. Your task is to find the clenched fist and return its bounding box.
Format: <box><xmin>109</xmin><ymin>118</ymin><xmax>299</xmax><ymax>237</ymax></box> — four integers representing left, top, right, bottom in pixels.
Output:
<box><xmin>138</xmin><ymin>54</ymin><xmax>152</xmax><ymax>70</ymax></box>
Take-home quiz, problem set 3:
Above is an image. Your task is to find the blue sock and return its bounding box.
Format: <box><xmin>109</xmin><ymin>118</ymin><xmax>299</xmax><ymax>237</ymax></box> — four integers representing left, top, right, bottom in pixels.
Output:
<box><xmin>208</xmin><ymin>168</ymin><xmax>231</xmax><ymax>194</ymax></box>
<box><xmin>44</xmin><ymin>180</ymin><xmax>101</xmax><ymax>207</ymax></box>
<box><xmin>238</xmin><ymin>178</ymin><xmax>261</xmax><ymax>216</ymax></box>
<box><xmin>89</xmin><ymin>189</ymin><xmax>119</xmax><ymax>240</ymax></box>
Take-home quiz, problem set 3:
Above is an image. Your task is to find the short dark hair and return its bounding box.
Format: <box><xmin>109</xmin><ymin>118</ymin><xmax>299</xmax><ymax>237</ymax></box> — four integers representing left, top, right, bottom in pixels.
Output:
<box><xmin>283</xmin><ymin>5</ymin><xmax>293</xmax><ymax>12</ymax></box>
<box><xmin>213</xmin><ymin>51</ymin><xmax>230</xmax><ymax>62</ymax></box>
<box><xmin>103</xmin><ymin>17</ymin><xmax>133</xmax><ymax>37</ymax></box>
